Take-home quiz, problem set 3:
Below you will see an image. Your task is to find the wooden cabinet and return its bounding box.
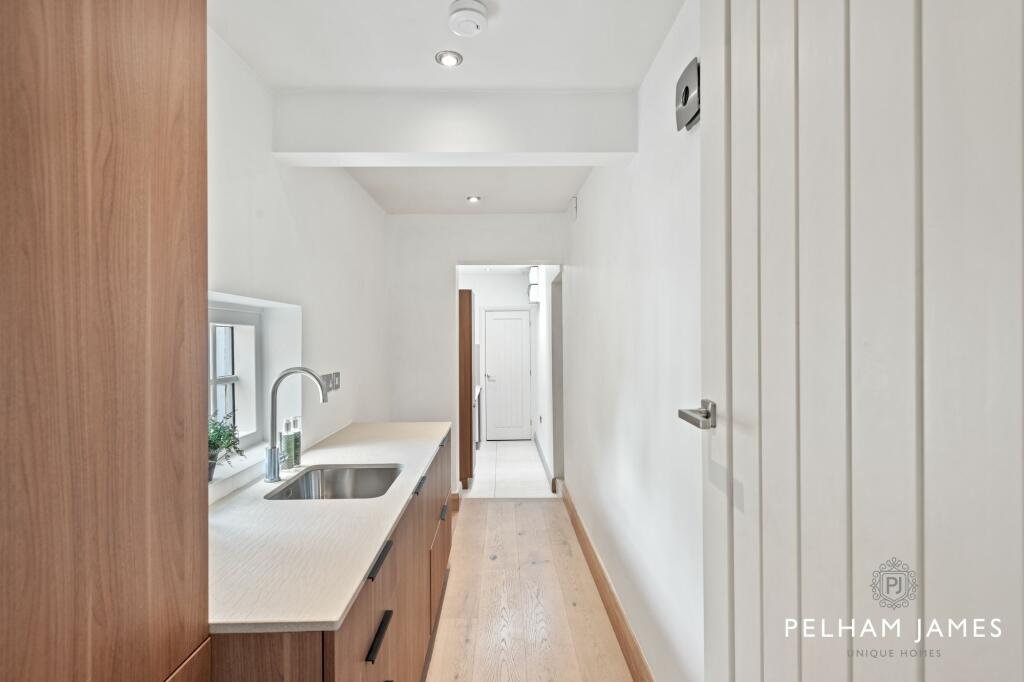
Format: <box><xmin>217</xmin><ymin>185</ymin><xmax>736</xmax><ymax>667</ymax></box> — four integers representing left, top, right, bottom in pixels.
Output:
<box><xmin>427</xmin><ymin>436</ymin><xmax>453</xmax><ymax>631</ymax></box>
<box><xmin>324</xmin><ymin>579</ymin><xmax>375</xmax><ymax>682</ymax></box>
<box><xmin>213</xmin><ymin>633</ymin><xmax>321</xmax><ymax>682</ymax></box>
<box><xmin>389</xmin><ymin>488</ymin><xmax>427</xmax><ymax>682</ymax></box>
<box><xmin>168</xmin><ymin>640</ymin><xmax>212</xmax><ymax>682</ymax></box>
<box><xmin>213</xmin><ymin>430</ymin><xmax>453</xmax><ymax>682</ymax></box>
<box><xmin>3</xmin><ymin>2</ymin><xmax>208</xmax><ymax>681</ymax></box>
<box><xmin>428</xmin><ymin>523</ymin><xmax>445</xmax><ymax>630</ymax></box>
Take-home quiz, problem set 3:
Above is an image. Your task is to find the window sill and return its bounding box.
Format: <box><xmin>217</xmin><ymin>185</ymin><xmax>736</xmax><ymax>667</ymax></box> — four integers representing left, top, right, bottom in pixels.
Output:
<box><xmin>208</xmin><ymin>441</ymin><xmax>268</xmax><ymax>506</ymax></box>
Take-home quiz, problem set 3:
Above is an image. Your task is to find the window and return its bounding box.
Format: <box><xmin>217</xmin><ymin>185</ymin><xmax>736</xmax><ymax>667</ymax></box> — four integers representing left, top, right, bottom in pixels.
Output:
<box><xmin>208</xmin><ymin>305</ymin><xmax>263</xmax><ymax>449</ymax></box>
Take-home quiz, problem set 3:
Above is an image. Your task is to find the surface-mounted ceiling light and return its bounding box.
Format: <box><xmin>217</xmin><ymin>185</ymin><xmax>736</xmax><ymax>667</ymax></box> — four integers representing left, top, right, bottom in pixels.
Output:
<box><xmin>449</xmin><ymin>0</ymin><xmax>489</xmax><ymax>37</ymax></box>
<box><xmin>466</xmin><ymin>195</ymin><xmax>482</xmax><ymax>203</ymax></box>
<box><xmin>435</xmin><ymin>50</ymin><xmax>463</xmax><ymax>67</ymax></box>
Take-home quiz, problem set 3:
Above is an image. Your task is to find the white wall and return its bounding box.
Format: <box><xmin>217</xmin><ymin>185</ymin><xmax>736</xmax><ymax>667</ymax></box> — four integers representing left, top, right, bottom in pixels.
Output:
<box><xmin>456</xmin><ymin>271</ymin><xmax>531</xmax><ymax>346</ymax></box>
<box><xmin>387</xmin><ymin>214</ymin><xmax>568</xmax><ymax>489</ymax></box>
<box><xmin>531</xmin><ymin>265</ymin><xmax>560</xmax><ymax>477</ymax></box>
<box><xmin>208</xmin><ymin>28</ymin><xmax>392</xmax><ymax>446</ymax></box>
<box><xmin>561</xmin><ymin>1</ymin><xmax>702</xmax><ymax>679</ymax></box>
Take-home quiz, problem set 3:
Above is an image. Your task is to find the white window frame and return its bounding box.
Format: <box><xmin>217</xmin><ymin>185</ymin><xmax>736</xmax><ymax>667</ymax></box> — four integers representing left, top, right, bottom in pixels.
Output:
<box><xmin>208</xmin><ymin>303</ymin><xmax>264</xmax><ymax>450</ymax></box>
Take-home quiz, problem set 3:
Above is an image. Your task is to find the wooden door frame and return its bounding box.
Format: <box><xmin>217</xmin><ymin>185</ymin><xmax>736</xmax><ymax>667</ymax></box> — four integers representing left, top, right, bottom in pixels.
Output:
<box><xmin>458</xmin><ymin>289</ymin><xmax>473</xmax><ymax>489</ymax></box>
<box><xmin>549</xmin><ymin>273</ymin><xmax>564</xmax><ymax>492</ymax></box>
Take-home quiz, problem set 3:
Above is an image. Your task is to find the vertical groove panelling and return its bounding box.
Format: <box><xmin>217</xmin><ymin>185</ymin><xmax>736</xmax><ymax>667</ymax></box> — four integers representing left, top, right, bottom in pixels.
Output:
<box><xmin>795</xmin><ymin>0</ymin><xmax>850</xmax><ymax>678</ymax></box>
<box><xmin>724</xmin><ymin>0</ymin><xmax>1024</xmax><ymax>679</ymax></box>
<box><xmin>849</xmin><ymin>0</ymin><xmax>921</xmax><ymax>680</ymax></box>
<box><xmin>913</xmin><ymin>3</ymin><xmax>926</xmax><ymax>676</ymax></box>
<box><xmin>922</xmin><ymin>0</ymin><xmax>1024</xmax><ymax>680</ymax></box>
<box><xmin>730</xmin><ymin>0</ymin><xmax>764</xmax><ymax>678</ymax></box>
<box><xmin>842</xmin><ymin>2</ymin><xmax>853</xmax><ymax>679</ymax></box>
<box><xmin>758</xmin><ymin>0</ymin><xmax>800</xmax><ymax>679</ymax></box>
<box><xmin>702</xmin><ymin>0</ymin><xmax>736</xmax><ymax>678</ymax></box>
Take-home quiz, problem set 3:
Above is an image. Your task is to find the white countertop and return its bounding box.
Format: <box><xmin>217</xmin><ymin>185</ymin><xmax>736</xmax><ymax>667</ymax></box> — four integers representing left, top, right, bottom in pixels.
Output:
<box><xmin>208</xmin><ymin>421</ymin><xmax>451</xmax><ymax>634</ymax></box>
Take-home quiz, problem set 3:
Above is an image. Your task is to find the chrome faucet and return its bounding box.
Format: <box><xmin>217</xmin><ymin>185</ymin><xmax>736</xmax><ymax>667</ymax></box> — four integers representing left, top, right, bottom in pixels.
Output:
<box><xmin>265</xmin><ymin>367</ymin><xmax>329</xmax><ymax>483</ymax></box>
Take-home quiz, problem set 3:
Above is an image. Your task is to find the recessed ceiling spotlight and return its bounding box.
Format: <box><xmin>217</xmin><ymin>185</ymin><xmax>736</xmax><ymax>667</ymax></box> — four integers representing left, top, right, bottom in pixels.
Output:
<box><xmin>466</xmin><ymin>195</ymin><xmax>482</xmax><ymax>204</ymax></box>
<box><xmin>435</xmin><ymin>50</ymin><xmax>463</xmax><ymax>68</ymax></box>
<box><xmin>449</xmin><ymin>0</ymin><xmax>489</xmax><ymax>37</ymax></box>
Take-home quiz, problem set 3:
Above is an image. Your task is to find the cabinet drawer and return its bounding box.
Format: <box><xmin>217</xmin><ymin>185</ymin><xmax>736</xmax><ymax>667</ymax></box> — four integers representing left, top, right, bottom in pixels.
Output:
<box><xmin>324</xmin><ymin>583</ymin><xmax>374</xmax><ymax>682</ymax></box>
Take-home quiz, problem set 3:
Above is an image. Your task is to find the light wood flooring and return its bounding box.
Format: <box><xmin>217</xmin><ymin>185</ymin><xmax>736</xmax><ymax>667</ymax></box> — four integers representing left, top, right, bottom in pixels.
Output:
<box><xmin>425</xmin><ymin>498</ymin><xmax>632</xmax><ymax>682</ymax></box>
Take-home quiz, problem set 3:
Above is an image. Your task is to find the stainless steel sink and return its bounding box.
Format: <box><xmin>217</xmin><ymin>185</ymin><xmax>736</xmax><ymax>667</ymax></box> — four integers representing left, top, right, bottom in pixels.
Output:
<box><xmin>265</xmin><ymin>464</ymin><xmax>402</xmax><ymax>500</ymax></box>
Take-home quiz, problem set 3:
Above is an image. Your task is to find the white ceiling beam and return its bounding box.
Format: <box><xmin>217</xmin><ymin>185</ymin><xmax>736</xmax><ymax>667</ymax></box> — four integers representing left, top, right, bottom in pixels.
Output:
<box><xmin>272</xmin><ymin>90</ymin><xmax>637</xmax><ymax>167</ymax></box>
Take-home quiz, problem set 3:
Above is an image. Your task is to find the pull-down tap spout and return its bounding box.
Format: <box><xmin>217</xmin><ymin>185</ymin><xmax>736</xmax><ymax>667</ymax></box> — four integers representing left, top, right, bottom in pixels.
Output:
<box><xmin>265</xmin><ymin>367</ymin><xmax>329</xmax><ymax>483</ymax></box>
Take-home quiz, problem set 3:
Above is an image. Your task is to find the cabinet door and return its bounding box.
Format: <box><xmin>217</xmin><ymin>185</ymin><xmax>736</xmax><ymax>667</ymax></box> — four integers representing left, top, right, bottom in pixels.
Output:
<box><xmin>428</xmin><ymin>525</ymin><xmax>444</xmax><ymax>630</ymax></box>
<box><xmin>324</xmin><ymin>583</ymin><xmax>375</xmax><ymax>682</ymax></box>
<box><xmin>212</xmin><ymin>632</ymin><xmax>321</xmax><ymax>682</ymax></box>
<box><xmin>429</xmin><ymin>495</ymin><xmax>453</xmax><ymax>632</ymax></box>
<box><xmin>395</xmin><ymin>492</ymin><xmax>430</xmax><ymax>681</ymax></box>
<box><xmin>3</xmin><ymin>1</ymin><xmax>208</xmax><ymax>680</ymax></box>
<box><xmin>441</xmin><ymin>493</ymin><xmax>452</xmax><ymax>569</ymax></box>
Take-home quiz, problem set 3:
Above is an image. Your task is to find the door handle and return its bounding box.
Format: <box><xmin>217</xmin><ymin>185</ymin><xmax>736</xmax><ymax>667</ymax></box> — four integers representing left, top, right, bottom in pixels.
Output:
<box><xmin>485</xmin><ymin>373</ymin><xmax>496</xmax><ymax>381</ymax></box>
<box><xmin>678</xmin><ymin>399</ymin><xmax>716</xmax><ymax>429</ymax></box>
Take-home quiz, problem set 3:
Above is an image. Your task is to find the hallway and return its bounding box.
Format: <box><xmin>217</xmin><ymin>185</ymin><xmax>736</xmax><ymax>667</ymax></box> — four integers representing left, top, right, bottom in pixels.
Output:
<box><xmin>464</xmin><ymin>441</ymin><xmax>556</xmax><ymax>499</ymax></box>
<box><xmin>426</xmin><ymin>499</ymin><xmax>631</xmax><ymax>682</ymax></box>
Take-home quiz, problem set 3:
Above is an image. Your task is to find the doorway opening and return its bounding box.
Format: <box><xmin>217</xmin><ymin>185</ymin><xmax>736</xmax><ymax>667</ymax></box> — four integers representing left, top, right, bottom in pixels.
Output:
<box><xmin>456</xmin><ymin>264</ymin><xmax>562</xmax><ymax>498</ymax></box>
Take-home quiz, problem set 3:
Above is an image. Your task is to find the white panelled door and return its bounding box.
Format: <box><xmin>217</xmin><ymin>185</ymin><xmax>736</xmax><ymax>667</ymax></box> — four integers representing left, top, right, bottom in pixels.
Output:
<box><xmin>702</xmin><ymin>0</ymin><xmax>1023</xmax><ymax>680</ymax></box>
<box><xmin>484</xmin><ymin>309</ymin><xmax>532</xmax><ymax>440</ymax></box>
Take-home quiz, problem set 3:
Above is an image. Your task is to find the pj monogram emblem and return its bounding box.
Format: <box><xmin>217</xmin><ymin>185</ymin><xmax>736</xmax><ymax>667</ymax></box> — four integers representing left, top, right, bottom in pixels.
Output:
<box><xmin>871</xmin><ymin>557</ymin><xmax>918</xmax><ymax>610</ymax></box>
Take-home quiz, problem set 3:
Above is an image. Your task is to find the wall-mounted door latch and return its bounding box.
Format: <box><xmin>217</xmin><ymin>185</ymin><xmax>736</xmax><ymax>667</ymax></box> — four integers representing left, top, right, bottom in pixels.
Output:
<box><xmin>678</xmin><ymin>399</ymin><xmax>716</xmax><ymax>429</ymax></box>
<box><xmin>676</xmin><ymin>57</ymin><xmax>700</xmax><ymax>131</ymax></box>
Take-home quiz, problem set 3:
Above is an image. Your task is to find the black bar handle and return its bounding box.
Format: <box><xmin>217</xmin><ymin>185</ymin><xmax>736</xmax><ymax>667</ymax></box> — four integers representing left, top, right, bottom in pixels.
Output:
<box><xmin>366</xmin><ymin>540</ymin><xmax>392</xmax><ymax>581</ymax></box>
<box><xmin>365</xmin><ymin>610</ymin><xmax>393</xmax><ymax>663</ymax></box>
<box><xmin>414</xmin><ymin>476</ymin><xmax>427</xmax><ymax>495</ymax></box>
<box><xmin>439</xmin><ymin>504</ymin><xmax>448</xmax><ymax>521</ymax></box>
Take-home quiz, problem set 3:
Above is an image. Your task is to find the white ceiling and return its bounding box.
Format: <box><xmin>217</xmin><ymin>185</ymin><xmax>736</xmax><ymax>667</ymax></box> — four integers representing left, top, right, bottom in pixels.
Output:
<box><xmin>208</xmin><ymin>0</ymin><xmax>686</xmax><ymax>90</ymax></box>
<box><xmin>347</xmin><ymin>167</ymin><xmax>590</xmax><ymax>214</ymax></box>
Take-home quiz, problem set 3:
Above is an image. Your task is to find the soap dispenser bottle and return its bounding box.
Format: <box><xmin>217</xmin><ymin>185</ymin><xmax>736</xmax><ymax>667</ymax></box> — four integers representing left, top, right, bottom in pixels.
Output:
<box><xmin>281</xmin><ymin>418</ymin><xmax>295</xmax><ymax>469</ymax></box>
<box><xmin>291</xmin><ymin>416</ymin><xmax>303</xmax><ymax>466</ymax></box>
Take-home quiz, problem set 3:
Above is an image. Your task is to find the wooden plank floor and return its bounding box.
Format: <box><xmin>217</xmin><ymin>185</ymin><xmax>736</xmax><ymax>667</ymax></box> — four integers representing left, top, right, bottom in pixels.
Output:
<box><xmin>426</xmin><ymin>498</ymin><xmax>632</xmax><ymax>682</ymax></box>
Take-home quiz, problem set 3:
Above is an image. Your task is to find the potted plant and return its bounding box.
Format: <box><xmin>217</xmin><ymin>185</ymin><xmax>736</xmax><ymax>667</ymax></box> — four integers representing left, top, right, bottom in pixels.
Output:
<box><xmin>208</xmin><ymin>413</ymin><xmax>245</xmax><ymax>482</ymax></box>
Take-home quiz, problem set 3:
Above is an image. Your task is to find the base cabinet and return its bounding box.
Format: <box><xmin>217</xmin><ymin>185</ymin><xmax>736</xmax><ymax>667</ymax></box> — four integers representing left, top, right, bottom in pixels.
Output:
<box><xmin>428</xmin><ymin>495</ymin><xmax>451</xmax><ymax>630</ymax></box>
<box><xmin>323</xmin><ymin>578</ymin><xmax>375</xmax><ymax>681</ymax></box>
<box><xmin>212</xmin><ymin>632</ymin><xmax>322</xmax><ymax>681</ymax></box>
<box><xmin>212</xmin><ymin>432</ymin><xmax>452</xmax><ymax>682</ymax></box>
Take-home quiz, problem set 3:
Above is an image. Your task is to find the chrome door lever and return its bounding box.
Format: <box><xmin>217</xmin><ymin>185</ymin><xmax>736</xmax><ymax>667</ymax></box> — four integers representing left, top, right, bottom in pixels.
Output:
<box><xmin>678</xmin><ymin>399</ymin><xmax>716</xmax><ymax>430</ymax></box>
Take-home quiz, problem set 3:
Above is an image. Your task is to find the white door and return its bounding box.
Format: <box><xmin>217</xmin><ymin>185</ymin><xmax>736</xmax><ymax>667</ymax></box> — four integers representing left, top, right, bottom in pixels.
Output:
<box><xmin>702</xmin><ymin>0</ymin><xmax>1023</xmax><ymax>680</ymax></box>
<box><xmin>484</xmin><ymin>309</ymin><xmax>532</xmax><ymax>440</ymax></box>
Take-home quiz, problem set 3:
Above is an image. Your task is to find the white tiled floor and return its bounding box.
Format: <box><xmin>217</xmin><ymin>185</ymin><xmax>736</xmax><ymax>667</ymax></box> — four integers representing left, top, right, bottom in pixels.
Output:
<box><xmin>463</xmin><ymin>439</ymin><xmax>556</xmax><ymax>498</ymax></box>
